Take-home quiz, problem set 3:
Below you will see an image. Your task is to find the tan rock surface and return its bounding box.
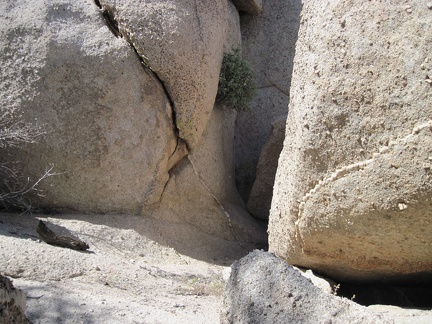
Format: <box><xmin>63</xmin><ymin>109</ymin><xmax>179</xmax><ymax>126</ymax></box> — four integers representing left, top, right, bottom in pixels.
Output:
<box><xmin>98</xmin><ymin>0</ymin><xmax>228</xmax><ymax>148</ymax></box>
<box><xmin>149</xmin><ymin>107</ymin><xmax>267</xmax><ymax>261</ymax></box>
<box><xmin>0</xmin><ymin>0</ymin><xmax>179</xmax><ymax>214</ymax></box>
<box><xmin>269</xmin><ymin>0</ymin><xmax>432</xmax><ymax>282</ymax></box>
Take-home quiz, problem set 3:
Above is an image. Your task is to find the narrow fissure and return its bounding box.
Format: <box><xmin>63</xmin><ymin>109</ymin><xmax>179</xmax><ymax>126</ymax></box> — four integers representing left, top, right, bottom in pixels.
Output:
<box><xmin>187</xmin><ymin>156</ymin><xmax>248</xmax><ymax>253</ymax></box>
<box><xmin>94</xmin><ymin>0</ymin><xmax>182</xmax><ymax>141</ymax></box>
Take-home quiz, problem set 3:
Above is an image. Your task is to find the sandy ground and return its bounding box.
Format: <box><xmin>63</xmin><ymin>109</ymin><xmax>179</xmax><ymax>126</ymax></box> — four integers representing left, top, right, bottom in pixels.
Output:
<box><xmin>0</xmin><ymin>212</ymin><xmax>236</xmax><ymax>323</ymax></box>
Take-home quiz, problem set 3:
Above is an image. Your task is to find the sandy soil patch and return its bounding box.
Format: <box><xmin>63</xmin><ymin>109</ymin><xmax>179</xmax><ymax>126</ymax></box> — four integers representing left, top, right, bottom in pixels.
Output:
<box><xmin>0</xmin><ymin>212</ymin><xmax>237</xmax><ymax>323</ymax></box>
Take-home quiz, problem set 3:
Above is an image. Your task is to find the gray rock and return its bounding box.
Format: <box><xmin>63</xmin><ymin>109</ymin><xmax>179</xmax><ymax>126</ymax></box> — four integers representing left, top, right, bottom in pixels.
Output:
<box><xmin>247</xmin><ymin>116</ymin><xmax>286</xmax><ymax>219</ymax></box>
<box><xmin>98</xmin><ymin>0</ymin><xmax>229</xmax><ymax>148</ymax></box>
<box><xmin>0</xmin><ymin>275</ymin><xmax>28</xmax><ymax>324</ymax></box>
<box><xmin>234</xmin><ymin>0</ymin><xmax>302</xmax><ymax>200</ymax></box>
<box><xmin>269</xmin><ymin>0</ymin><xmax>432</xmax><ymax>282</ymax></box>
<box><xmin>0</xmin><ymin>0</ymin><xmax>180</xmax><ymax>214</ymax></box>
<box><xmin>221</xmin><ymin>251</ymin><xmax>432</xmax><ymax>323</ymax></box>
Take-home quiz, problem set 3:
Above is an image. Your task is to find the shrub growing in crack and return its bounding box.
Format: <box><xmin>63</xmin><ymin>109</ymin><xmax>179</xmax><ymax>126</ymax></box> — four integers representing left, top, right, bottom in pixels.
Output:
<box><xmin>216</xmin><ymin>49</ymin><xmax>256</xmax><ymax>112</ymax></box>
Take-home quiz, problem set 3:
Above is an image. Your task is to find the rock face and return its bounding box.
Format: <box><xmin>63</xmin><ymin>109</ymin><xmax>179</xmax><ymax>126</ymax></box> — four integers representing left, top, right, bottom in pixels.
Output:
<box><xmin>221</xmin><ymin>251</ymin><xmax>432</xmax><ymax>323</ymax></box>
<box><xmin>234</xmin><ymin>0</ymin><xmax>302</xmax><ymax>200</ymax></box>
<box><xmin>0</xmin><ymin>0</ymin><xmax>180</xmax><ymax>214</ymax></box>
<box><xmin>149</xmin><ymin>106</ymin><xmax>267</xmax><ymax>261</ymax></box>
<box><xmin>0</xmin><ymin>275</ymin><xmax>28</xmax><ymax>324</ymax></box>
<box><xmin>247</xmin><ymin>116</ymin><xmax>285</xmax><ymax>219</ymax></box>
<box><xmin>0</xmin><ymin>0</ymin><xmax>265</xmax><ymax>256</ymax></box>
<box><xmin>98</xmin><ymin>0</ymin><xmax>228</xmax><ymax>148</ymax></box>
<box><xmin>269</xmin><ymin>1</ymin><xmax>432</xmax><ymax>282</ymax></box>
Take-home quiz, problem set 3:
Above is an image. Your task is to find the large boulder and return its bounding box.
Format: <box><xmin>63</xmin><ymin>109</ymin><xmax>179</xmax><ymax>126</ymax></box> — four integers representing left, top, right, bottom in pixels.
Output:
<box><xmin>269</xmin><ymin>1</ymin><xmax>432</xmax><ymax>282</ymax></box>
<box><xmin>0</xmin><ymin>0</ymin><xmax>265</xmax><ymax>257</ymax></box>
<box><xmin>98</xmin><ymin>0</ymin><xmax>228</xmax><ymax>148</ymax></box>
<box><xmin>221</xmin><ymin>251</ymin><xmax>432</xmax><ymax>323</ymax></box>
<box><xmin>234</xmin><ymin>0</ymin><xmax>302</xmax><ymax>200</ymax></box>
<box><xmin>0</xmin><ymin>0</ymin><xmax>180</xmax><ymax>214</ymax></box>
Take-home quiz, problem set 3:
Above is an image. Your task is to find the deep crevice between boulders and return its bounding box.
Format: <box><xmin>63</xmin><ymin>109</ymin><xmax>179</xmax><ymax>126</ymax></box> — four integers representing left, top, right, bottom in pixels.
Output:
<box><xmin>334</xmin><ymin>281</ymin><xmax>432</xmax><ymax>309</ymax></box>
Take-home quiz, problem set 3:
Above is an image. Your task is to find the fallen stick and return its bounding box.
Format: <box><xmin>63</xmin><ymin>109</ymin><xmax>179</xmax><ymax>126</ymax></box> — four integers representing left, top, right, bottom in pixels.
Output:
<box><xmin>36</xmin><ymin>220</ymin><xmax>89</xmax><ymax>251</ymax></box>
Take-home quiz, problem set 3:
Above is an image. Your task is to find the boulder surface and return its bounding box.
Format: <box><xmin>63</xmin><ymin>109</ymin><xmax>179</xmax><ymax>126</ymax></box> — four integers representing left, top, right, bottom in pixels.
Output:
<box><xmin>98</xmin><ymin>0</ymin><xmax>228</xmax><ymax>148</ymax></box>
<box><xmin>221</xmin><ymin>251</ymin><xmax>432</xmax><ymax>323</ymax></box>
<box><xmin>247</xmin><ymin>116</ymin><xmax>286</xmax><ymax>219</ymax></box>
<box><xmin>269</xmin><ymin>0</ymin><xmax>432</xmax><ymax>282</ymax></box>
<box><xmin>0</xmin><ymin>0</ymin><xmax>182</xmax><ymax>214</ymax></box>
<box><xmin>0</xmin><ymin>0</ymin><xmax>265</xmax><ymax>258</ymax></box>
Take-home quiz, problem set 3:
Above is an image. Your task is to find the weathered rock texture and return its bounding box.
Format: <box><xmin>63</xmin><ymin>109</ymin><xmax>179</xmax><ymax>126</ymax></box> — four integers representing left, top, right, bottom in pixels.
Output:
<box><xmin>98</xmin><ymin>0</ymin><xmax>228</xmax><ymax>148</ymax></box>
<box><xmin>0</xmin><ymin>275</ymin><xmax>28</xmax><ymax>324</ymax></box>
<box><xmin>0</xmin><ymin>0</ymin><xmax>180</xmax><ymax>214</ymax></box>
<box><xmin>234</xmin><ymin>0</ymin><xmax>302</xmax><ymax>201</ymax></box>
<box><xmin>148</xmin><ymin>105</ymin><xmax>267</xmax><ymax>261</ymax></box>
<box><xmin>269</xmin><ymin>1</ymin><xmax>432</xmax><ymax>282</ymax></box>
<box><xmin>221</xmin><ymin>251</ymin><xmax>432</xmax><ymax>324</ymax></box>
<box><xmin>0</xmin><ymin>0</ymin><xmax>265</xmax><ymax>258</ymax></box>
<box><xmin>247</xmin><ymin>116</ymin><xmax>285</xmax><ymax>219</ymax></box>
<box><xmin>133</xmin><ymin>1</ymin><xmax>266</xmax><ymax>258</ymax></box>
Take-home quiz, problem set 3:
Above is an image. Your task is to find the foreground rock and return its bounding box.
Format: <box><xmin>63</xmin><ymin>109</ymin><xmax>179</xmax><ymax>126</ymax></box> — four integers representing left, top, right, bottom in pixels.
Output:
<box><xmin>221</xmin><ymin>251</ymin><xmax>432</xmax><ymax>323</ymax></box>
<box><xmin>0</xmin><ymin>275</ymin><xmax>28</xmax><ymax>324</ymax></box>
<box><xmin>269</xmin><ymin>0</ymin><xmax>432</xmax><ymax>282</ymax></box>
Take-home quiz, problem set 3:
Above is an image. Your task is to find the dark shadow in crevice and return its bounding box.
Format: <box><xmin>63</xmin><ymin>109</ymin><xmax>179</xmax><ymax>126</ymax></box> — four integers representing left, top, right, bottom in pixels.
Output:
<box><xmin>234</xmin><ymin>0</ymin><xmax>303</xmax><ymax>206</ymax></box>
<box><xmin>335</xmin><ymin>281</ymin><xmax>432</xmax><ymax>309</ymax></box>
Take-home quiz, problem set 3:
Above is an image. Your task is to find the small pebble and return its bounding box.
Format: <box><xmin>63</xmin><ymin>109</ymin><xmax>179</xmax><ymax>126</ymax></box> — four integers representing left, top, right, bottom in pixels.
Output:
<box><xmin>398</xmin><ymin>203</ymin><xmax>408</xmax><ymax>211</ymax></box>
<box><xmin>427</xmin><ymin>3</ymin><xmax>432</xmax><ymax>9</ymax></box>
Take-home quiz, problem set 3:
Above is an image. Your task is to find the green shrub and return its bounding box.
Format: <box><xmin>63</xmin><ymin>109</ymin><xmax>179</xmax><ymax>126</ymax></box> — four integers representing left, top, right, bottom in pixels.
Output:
<box><xmin>216</xmin><ymin>49</ymin><xmax>256</xmax><ymax>111</ymax></box>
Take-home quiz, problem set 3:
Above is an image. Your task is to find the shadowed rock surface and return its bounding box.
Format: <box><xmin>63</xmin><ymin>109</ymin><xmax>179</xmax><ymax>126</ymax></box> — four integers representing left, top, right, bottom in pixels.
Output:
<box><xmin>221</xmin><ymin>251</ymin><xmax>432</xmax><ymax>323</ymax></box>
<box><xmin>234</xmin><ymin>0</ymin><xmax>302</xmax><ymax>201</ymax></box>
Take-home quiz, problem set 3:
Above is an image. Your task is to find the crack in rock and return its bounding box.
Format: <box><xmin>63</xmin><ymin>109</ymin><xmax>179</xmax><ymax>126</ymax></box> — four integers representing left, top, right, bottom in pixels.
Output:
<box><xmin>187</xmin><ymin>156</ymin><xmax>248</xmax><ymax>252</ymax></box>
<box><xmin>295</xmin><ymin>120</ymin><xmax>432</xmax><ymax>251</ymax></box>
<box><xmin>94</xmin><ymin>0</ymin><xmax>183</xmax><ymax>143</ymax></box>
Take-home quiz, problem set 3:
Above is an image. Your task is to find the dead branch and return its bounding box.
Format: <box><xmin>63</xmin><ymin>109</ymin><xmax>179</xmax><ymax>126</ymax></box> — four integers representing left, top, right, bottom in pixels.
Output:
<box><xmin>36</xmin><ymin>220</ymin><xmax>89</xmax><ymax>251</ymax></box>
